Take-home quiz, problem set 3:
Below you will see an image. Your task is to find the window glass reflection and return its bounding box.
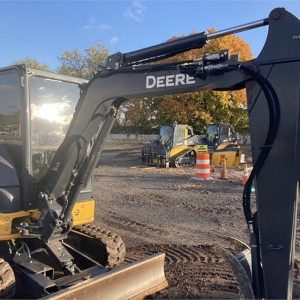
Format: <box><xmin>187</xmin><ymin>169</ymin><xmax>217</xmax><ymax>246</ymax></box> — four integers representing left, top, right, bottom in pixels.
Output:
<box><xmin>0</xmin><ymin>71</ymin><xmax>20</xmax><ymax>137</ymax></box>
<box><xmin>160</xmin><ymin>125</ymin><xmax>173</xmax><ymax>147</ymax></box>
<box><xmin>29</xmin><ymin>77</ymin><xmax>81</xmax><ymax>180</ymax></box>
<box><xmin>30</xmin><ymin>77</ymin><xmax>80</xmax><ymax>148</ymax></box>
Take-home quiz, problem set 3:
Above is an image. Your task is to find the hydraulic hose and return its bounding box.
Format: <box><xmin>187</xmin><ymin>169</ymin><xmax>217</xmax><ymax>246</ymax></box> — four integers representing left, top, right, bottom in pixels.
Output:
<box><xmin>239</xmin><ymin>64</ymin><xmax>280</xmax><ymax>225</ymax></box>
<box><xmin>239</xmin><ymin>63</ymin><xmax>280</xmax><ymax>298</ymax></box>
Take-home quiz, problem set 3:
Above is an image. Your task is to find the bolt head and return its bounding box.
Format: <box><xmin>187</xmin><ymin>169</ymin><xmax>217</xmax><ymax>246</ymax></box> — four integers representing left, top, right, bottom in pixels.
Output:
<box><xmin>271</xmin><ymin>9</ymin><xmax>281</xmax><ymax>20</ymax></box>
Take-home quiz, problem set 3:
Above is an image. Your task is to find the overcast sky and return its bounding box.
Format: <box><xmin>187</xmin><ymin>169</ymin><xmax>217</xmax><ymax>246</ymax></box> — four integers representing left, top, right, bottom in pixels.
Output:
<box><xmin>0</xmin><ymin>0</ymin><xmax>299</xmax><ymax>69</ymax></box>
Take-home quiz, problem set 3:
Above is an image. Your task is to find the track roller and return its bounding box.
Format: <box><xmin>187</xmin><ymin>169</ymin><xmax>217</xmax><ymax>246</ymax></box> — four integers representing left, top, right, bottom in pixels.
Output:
<box><xmin>0</xmin><ymin>258</ymin><xmax>15</xmax><ymax>299</ymax></box>
<box><xmin>65</xmin><ymin>224</ymin><xmax>126</xmax><ymax>267</ymax></box>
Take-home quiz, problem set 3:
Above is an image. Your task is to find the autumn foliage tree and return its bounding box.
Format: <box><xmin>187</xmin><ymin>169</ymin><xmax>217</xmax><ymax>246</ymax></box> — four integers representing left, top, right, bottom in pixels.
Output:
<box><xmin>125</xmin><ymin>29</ymin><xmax>253</xmax><ymax>134</ymax></box>
<box><xmin>13</xmin><ymin>32</ymin><xmax>253</xmax><ymax>134</ymax></box>
<box><xmin>57</xmin><ymin>43</ymin><xmax>109</xmax><ymax>79</ymax></box>
<box><xmin>14</xmin><ymin>58</ymin><xmax>50</xmax><ymax>71</ymax></box>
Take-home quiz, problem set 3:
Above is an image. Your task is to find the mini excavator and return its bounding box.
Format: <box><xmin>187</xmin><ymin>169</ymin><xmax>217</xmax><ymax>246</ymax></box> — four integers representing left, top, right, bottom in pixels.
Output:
<box><xmin>0</xmin><ymin>6</ymin><xmax>299</xmax><ymax>299</ymax></box>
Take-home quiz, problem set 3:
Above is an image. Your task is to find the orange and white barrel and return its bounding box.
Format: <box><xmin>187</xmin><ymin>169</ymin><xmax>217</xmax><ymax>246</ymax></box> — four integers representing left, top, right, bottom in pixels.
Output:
<box><xmin>194</xmin><ymin>152</ymin><xmax>211</xmax><ymax>180</ymax></box>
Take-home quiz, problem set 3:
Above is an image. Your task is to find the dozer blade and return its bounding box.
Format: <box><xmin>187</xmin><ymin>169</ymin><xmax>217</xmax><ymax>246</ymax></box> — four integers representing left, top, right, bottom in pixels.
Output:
<box><xmin>43</xmin><ymin>253</ymin><xmax>167</xmax><ymax>300</ymax></box>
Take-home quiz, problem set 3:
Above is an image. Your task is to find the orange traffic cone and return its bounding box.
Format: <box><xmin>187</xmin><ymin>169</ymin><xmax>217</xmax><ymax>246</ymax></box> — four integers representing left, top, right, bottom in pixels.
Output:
<box><xmin>193</xmin><ymin>152</ymin><xmax>212</xmax><ymax>180</ymax></box>
<box><xmin>241</xmin><ymin>164</ymin><xmax>249</xmax><ymax>186</ymax></box>
<box><xmin>219</xmin><ymin>158</ymin><xmax>228</xmax><ymax>180</ymax></box>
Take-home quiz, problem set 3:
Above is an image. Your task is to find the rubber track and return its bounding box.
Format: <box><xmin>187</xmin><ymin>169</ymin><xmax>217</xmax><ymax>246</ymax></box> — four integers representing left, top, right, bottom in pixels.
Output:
<box><xmin>73</xmin><ymin>223</ymin><xmax>126</xmax><ymax>267</ymax></box>
<box><xmin>0</xmin><ymin>258</ymin><xmax>15</xmax><ymax>298</ymax></box>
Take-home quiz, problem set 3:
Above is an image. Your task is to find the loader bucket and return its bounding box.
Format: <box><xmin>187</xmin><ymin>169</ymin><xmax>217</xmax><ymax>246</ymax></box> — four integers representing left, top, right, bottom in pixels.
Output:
<box><xmin>43</xmin><ymin>253</ymin><xmax>167</xmax><ymax>300</ymax></box>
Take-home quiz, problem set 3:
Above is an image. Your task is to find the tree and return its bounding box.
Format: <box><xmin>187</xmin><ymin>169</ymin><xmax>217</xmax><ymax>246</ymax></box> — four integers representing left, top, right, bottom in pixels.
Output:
<box><xmin>57</xmin><ymin>43</ymin><xmax>109</xmax><ymax>79</ymax></box>
<box><xmin>14</xmin><ymin>58</ymin><xmax>50</xmax><ymax>71</ymax></box>
<box><xmin>121</xmin><ymin>98</ymin><xmax>161</xmax><ymax>133</ymax></box>
<box><xmin>56</xmin><ymin>43</ymin><xmax>134</xmax><ymax>133</ymax></box>
<box><xmin>125</xmin><ymin>29</ymin><xmax>253</xmax><ymax>134</ymax></box>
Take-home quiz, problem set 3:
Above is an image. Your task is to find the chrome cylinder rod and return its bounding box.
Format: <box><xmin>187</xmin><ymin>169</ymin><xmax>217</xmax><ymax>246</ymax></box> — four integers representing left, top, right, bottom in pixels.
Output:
<box><xmin>207</xmin><ymin>18</ymin><xmax>269</xmax><ymax>40</ymax></box>
<box><xmin>119</xmin><ymin>17</ymin><xmax>269</xmax><ymax>66</ymax></box>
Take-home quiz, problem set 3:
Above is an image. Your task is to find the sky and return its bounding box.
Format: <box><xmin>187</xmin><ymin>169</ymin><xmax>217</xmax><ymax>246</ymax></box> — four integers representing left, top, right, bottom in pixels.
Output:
<box><xmin>0</xmin><ymin>0</ymin><xmax>299</xmax><ymax>70</ymax></box>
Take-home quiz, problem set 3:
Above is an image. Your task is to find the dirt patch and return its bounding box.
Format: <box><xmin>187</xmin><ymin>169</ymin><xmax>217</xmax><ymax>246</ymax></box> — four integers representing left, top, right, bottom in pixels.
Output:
<box><xmin>93</xmin><ymin>141</ymin><xmax>300</xmax><ymax>298</ymax></box>
<box><xmin>126</xmin><ymin>244</ymin><xmax>241</xmax><ymax>299</ymax></box>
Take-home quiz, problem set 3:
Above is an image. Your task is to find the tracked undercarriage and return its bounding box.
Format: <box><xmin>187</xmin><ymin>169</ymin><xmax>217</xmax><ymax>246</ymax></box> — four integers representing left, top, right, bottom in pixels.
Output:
<box><xmin>65</xmin><ymin>224</ymin><xmax>126</xmax><ymax>267</ymax></box>
<box><xmin>0</xmin><ymin>225</ymin><xmax>166</xmax><ymax>299</ymax></box>
<box><xmin>142</xmin><ymin>144</ymin><xmax>197</xmax><ymax>168</ymax></box>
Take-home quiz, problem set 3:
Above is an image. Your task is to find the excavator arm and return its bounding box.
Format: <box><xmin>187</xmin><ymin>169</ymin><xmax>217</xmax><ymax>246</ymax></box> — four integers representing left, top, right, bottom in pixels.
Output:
<box><xmin>11</xmin><ymin>7</ymin><xmax>300</xmax><ymax>299</ymax></box>
<box><xmin>37</xmin><ymin>53</ymin><xmax>250</xmax><ymax>238</ymax></box>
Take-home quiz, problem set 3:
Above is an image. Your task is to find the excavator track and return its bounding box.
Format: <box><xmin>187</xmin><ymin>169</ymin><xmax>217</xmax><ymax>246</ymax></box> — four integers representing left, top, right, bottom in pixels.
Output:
<box><xmin>0</xmin><ymin>258</ymin><xmax>15</xmax><ymax>299</ymax></box>
<box><xmin>170</xmin><ymin>149</ymin><xmax>196</xmax><ymax>168</ymax></box>
<box><xmin>65</xmin><ymin>223</ymin><xmax>126</xmax><ymax>267</ymax></box>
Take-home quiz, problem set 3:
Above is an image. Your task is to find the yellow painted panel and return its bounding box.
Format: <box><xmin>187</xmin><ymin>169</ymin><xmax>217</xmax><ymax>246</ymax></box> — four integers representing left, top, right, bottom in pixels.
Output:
<box><xmin>0</xmin><ymin>210</ymin><xmax>40</xmax><ymax>240</ymax></box>
<box><xmin>0</xmin><ymin>198</ymin><xmax>95</xmax><ymax>240</ymax></box>
<box><xmin>169</xmin><ymin>146</ymin><xmax>189</xmax><ymax>158</ymax></box>
<box><xmin>72</xmin><ymin>199</ymin><xmax>95</xmax><ymax>226</ymax></box>
<box><xmin>194</xmin><ymin>145</ymin><xmax>208</xmax><ymax>153</ymax></box>
<box><xmin>211</xmin><ymin>151</ymin><xmax>240</xmax><ymax>168</ymax></box>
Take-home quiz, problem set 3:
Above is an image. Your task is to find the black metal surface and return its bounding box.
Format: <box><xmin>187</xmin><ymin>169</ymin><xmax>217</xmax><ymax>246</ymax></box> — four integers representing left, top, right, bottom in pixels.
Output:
<box><xmin>63</xmin><ymin>241</ymin><xmax>103</xmax><ymax>267</ymax></box>
<box><xmin>11</xmin><ymin>237</ymin><xmax>114</xmax><ymax>298</ymax></box>
<box><xmin>245</xmin><ymin>8</ymin><xmax>300</xmax><ymax>299</ymax></box>
<box><xmin>219</xmin><ymin>247</ymin><xmax>254</xmax><ymax>299</ymax></box>
<box><xmin>13</xmin><ymin>253</ymin><xmax>54</xmax><ymax>276</ymax></box>
<box><xmin>121</xmin><ymin>31</ymin><xmax>207</xmax><ymax>66</ymax></box>
<box><xmin>46</xmin><ymin>240</ymin><xmax>76</xmax><ymax>274</ymax></box>
<box><xmin>13</xmin><ymin>261</ymin><xmax>56</xmax><ymax>298</ymax></box>
<box><xmin>54</xmin><ymin>266</ymin><xmax>109</xmax><ymax>288</ymax></box>
<box><xmin>106</xmin><ymin>17</ymin><xmax>268</xmax><ymax>67</ymax></box>
<box><xmin>0</xmin><ymin>145</ymin><xmax>20</xmax><ymax>212</ymax></box>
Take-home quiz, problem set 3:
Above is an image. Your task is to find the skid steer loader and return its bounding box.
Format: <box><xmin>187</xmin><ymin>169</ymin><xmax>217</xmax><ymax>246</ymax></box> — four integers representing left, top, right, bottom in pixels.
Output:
<box><xmin>0</xmin><ymin>6</ymin><xmax>299</xmax><ymax>300</ymax></box>
<box><xmin>141</xmin><ymin>123</ymin><xmax>204</xmax><ymax>167</ymax></box>
<box><xmin>141</xmin><ymin>123</ymin><xmax>243</xmax><ymax>167</ymax></box>
<box><xmin>204</xmin><ymin>124</ymin><xmax>244</xmax><ymax>167</ymax></box>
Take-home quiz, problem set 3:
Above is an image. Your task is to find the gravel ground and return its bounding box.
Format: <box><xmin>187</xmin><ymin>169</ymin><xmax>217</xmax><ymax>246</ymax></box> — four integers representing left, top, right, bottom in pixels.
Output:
<box><xmin>92</xmin><ymin>141</ymin><xmax>300</xmax><ymax>298</ymax></box>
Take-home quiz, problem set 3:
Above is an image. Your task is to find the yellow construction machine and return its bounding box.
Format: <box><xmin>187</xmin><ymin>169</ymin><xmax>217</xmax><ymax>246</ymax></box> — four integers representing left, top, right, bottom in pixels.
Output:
<box><xmin>142</xmin><ymin>123</ymin><xmax>204</xmax><ymax>167</ymax></box>
<box><xmin>0</xmin><ymin>7</ymin><xmax>299</xmax><ymax>300</ymax></box>
<box><xmin>0</xmin><ymin>66</ymin><xmax>167</xmax><ymax>299</ymax></box>
<box><xmin>204</xmin><ymin>124</ymin><xmax>244</xmax><ymax>167</ymax></box>
<box><xmin>142</xmin><ymin>123</ymin><xmax>243</xmax><ymax>167</ymax></box>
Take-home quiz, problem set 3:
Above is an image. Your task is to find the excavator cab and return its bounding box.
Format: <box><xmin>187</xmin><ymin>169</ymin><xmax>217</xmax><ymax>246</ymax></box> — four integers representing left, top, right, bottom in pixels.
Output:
<box><xmin>206</xmin><ymin>124</ymin><xmax>221</xmax><ymax>149</ymax></box>
<box><xmin>0</xmin><ymin>65</ymin><xmax>94</xmax><ymax>228</ymax></box>
<box><xmin>205</xmin><ymin>124</ymin><xmax>238</xmax><ymax>150</ymax></box>
<box><xmin>159</xmin><ymin>124</ymin><xmax>174</xmax><ymax>148</ymax></box>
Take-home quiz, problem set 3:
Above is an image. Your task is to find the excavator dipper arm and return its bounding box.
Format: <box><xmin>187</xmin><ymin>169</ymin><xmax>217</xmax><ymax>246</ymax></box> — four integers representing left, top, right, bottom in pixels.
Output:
<box><xmin>19</xmin><ymin>7</ymin><xmax>300</xmax><ymax>299</ymax></box>
<box><xmin>38</xmin><ymin>57</ymin><xmax>250</xmax><ymax>239</ymax></box>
